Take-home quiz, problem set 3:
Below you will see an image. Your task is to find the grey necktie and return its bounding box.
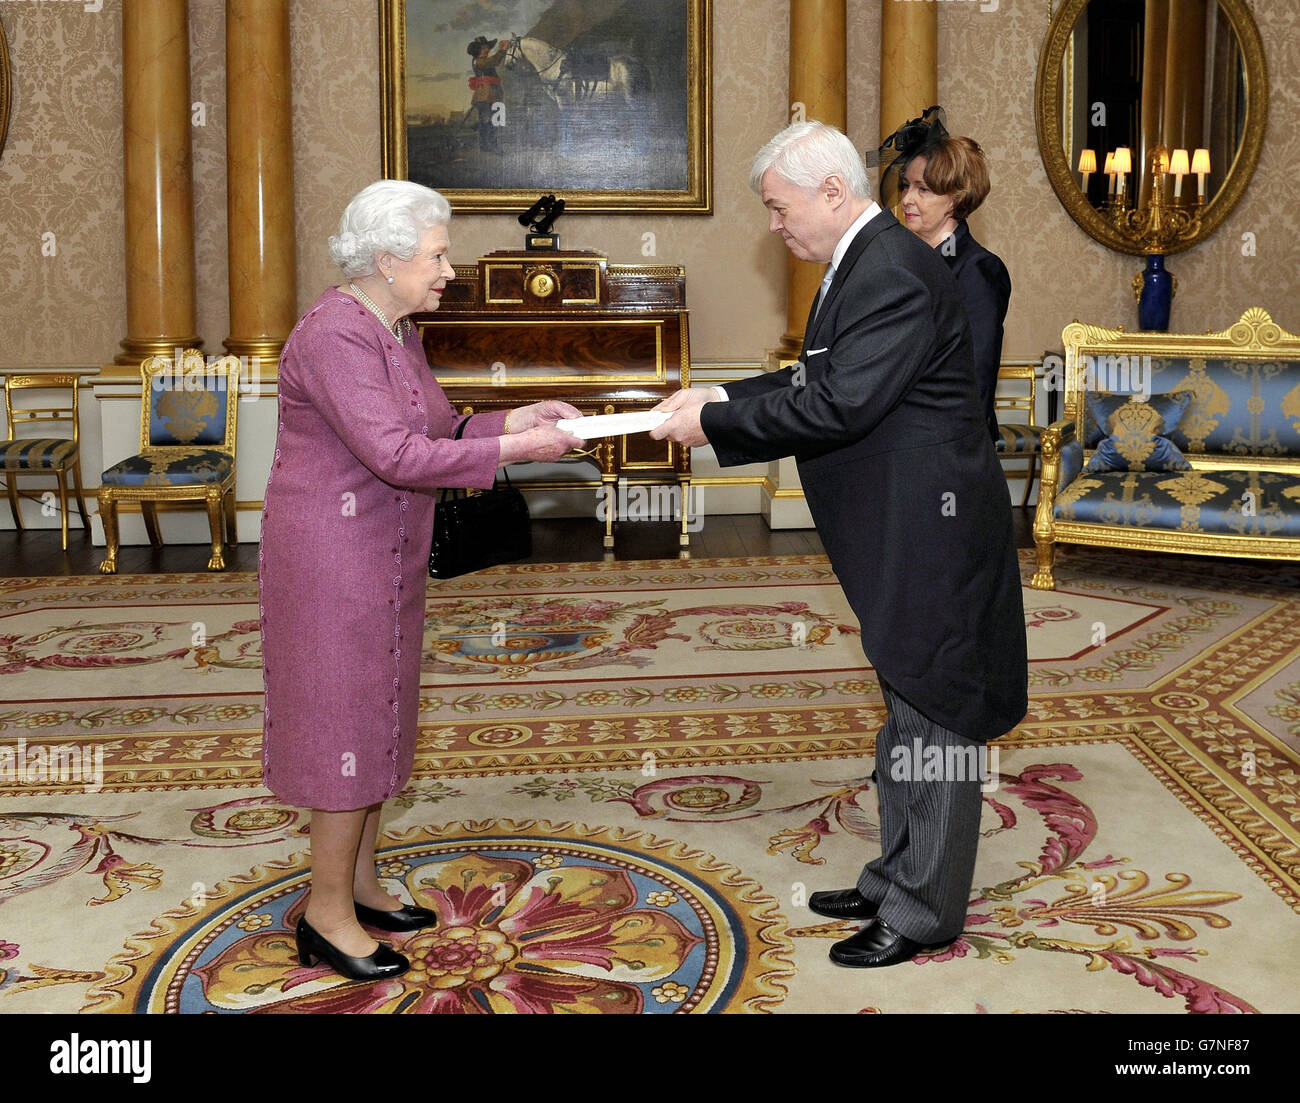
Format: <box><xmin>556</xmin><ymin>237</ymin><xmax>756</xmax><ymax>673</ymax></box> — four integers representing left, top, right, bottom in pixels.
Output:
<box><xmin>812</xmin><ymin>264</ymin><xmax>836</xmax><ymax>323</ymax></box>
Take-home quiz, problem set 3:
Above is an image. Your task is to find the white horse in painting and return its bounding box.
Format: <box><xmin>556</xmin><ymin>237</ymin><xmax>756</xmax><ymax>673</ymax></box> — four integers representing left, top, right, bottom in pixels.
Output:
<box><xmin>504</xmin><ymin>34</ymin><xmax>650</xmax><ymax>108</ymax></box>
<box><xmin>502</xmin><ymin>36</ymin><xmax>568</xmax><ymax>105</ymax></box>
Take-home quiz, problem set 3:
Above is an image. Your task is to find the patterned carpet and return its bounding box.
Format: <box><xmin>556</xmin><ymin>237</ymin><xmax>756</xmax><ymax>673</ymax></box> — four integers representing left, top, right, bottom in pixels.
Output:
<box><xmin>1</xmin><ymin>549</ymin><xmax>1297</xmax><ymax>1014</ymax></box>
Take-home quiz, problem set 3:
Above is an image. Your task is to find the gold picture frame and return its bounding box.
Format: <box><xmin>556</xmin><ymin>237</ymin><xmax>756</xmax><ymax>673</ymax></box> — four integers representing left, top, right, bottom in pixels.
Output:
<box><xmin>379</xmin><ymin>0</ymin><xmax>712</xmax><ymax>214</ymax></box>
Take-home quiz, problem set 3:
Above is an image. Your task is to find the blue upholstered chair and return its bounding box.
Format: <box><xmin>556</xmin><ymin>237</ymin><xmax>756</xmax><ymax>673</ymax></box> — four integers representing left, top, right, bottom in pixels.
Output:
<box><xmin>2</xmin><ymin>371</ymin><xmax>93</xmax><ymax>551</ymax></box>
<box><xmin>993</xmin><ymin>361</ymin><xmax>1044</xmax><ymax>506</ymax></box>
<box><xmin>97</xmin><ymin>351</ymin><xmax>242</xmax><ymax>574</ymax></box>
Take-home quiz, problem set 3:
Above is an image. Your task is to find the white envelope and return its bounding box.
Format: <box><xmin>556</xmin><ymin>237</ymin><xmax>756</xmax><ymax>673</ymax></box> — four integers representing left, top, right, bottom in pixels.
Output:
<box><xmin>556</xmin><ymin>411</ymin><xmax>672</xmax><ymax>438</ymax></box>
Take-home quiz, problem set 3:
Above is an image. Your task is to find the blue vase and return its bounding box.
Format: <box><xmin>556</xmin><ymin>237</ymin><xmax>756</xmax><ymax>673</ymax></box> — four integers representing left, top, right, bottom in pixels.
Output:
<box><xmin>1137</xmin><ymin>254</ymin><xmax>1173</xmax><ymax>331</ymax></box>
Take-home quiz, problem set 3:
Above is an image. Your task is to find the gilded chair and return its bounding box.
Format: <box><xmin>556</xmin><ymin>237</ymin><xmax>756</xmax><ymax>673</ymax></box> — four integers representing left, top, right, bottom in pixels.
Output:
<box><xmin>2</xmin><ymin>371</ymin><xmax>92</xmax><ymax>551</ymax></box>
<box><xmin>98</xmin><ymin>351</ymin><xmax>242</xmax><ymax>574</ymax></box>
<box><xmin>993</xmin><ymin>360</ymin><xmax>1044</xmax><ymax>507</ymax></box>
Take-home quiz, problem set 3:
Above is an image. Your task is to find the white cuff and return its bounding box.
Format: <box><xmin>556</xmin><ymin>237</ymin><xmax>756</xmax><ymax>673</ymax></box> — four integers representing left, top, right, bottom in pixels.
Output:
<box><xmin>713</xmin><ymin>386</ymin><xmax>729</xmax><ymax>401</ymax></box>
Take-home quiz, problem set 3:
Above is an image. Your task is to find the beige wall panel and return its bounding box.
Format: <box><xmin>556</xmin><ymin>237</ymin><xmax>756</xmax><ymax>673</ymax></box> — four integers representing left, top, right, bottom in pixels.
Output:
<box><xmin>0</xmin><ymin>4</ymin><xmax>124</xmax><ymax>365</ymax></box>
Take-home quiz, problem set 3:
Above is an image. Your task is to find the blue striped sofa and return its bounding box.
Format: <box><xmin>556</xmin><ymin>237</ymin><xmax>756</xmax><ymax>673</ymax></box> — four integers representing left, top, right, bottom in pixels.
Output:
<box><xmin>1031</xmin><ymin>308</ymin><xmax>1300</xmax><ymax>589</ymax></box>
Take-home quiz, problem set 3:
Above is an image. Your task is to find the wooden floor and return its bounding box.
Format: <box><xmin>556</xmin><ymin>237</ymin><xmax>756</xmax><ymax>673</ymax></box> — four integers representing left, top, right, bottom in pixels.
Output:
<box><xmin>0</xmin><ymin>510</ymin><xmax>1036</xmax><ymax>577</ymax></box>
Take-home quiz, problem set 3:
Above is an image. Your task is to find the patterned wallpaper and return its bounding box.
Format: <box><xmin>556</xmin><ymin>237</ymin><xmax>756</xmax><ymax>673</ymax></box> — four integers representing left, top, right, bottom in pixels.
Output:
<box><xmin>0</xmin><ymin>0</ymin><xmax>1296</xmax><ymax>367</ymax></box>
<box><xmin>0</xmin><ymin>3</ymin><xmax>124</xmax><ymax>365</ymax></box>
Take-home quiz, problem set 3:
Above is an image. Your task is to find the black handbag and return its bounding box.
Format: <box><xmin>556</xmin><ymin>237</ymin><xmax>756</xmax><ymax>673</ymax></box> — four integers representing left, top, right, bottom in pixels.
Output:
<box><xmin>428</xmin><ymin>420</ymin><xmax>532</xmax><ymax>580</ymax></box>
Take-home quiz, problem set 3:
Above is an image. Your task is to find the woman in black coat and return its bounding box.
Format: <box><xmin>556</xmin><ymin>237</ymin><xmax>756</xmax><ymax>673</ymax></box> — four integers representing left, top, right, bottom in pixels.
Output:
<box><xmin>874</xmin><ymin>109</ymin><xmax>1011</xmax><ymax>442</ymax></box>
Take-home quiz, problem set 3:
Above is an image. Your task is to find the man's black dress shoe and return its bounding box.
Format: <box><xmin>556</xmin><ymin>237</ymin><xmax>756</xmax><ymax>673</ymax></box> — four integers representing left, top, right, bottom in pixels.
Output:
<box><xmin>354</xmin><ymin>900</ymin><xmax>438</xmax><ymax>932</ymax></box>
<box><xmin>295</xmin><ymin>916</ymin><xmax>409</xmax><ymax>980</ymax></box>
<box><xmin>829</xmin><ymin>917</ymin><xmax>955</xmax><ymax>968</ymax></box>
<box><xmin>808</xmin><ymin>887</ymin><xmax>880</xmax><ymax>920</ymax></box>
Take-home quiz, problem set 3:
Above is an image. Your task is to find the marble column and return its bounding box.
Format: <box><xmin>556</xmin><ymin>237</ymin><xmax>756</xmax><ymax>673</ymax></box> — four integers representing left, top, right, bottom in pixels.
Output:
<box><xmin>224</xmin><ymin>0</ymin><xmax>297</xmax><ymax>364</ymax></box>
<box><xmin>771</xmin><ymin>0</ymin><xmax>847</xmax><ymax>362</ymax></box>
<box><xmin>879</xmin><ymin>0</ymin><xmax>937</xmax><ymax>149</ymax></box>
<box><xmin>116</xmin><ymin>0</ymin><xmax>201</xmax><ymax>364</ymax></box>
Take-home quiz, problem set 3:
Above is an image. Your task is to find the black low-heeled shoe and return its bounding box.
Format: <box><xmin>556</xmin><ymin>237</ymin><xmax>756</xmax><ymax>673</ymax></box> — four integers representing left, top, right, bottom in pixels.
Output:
<box><xmin>354</xmin><ymin>900</ymin><xmax>438</xmax><ymax>933</ymax></box>
<box><xmin>295</xmin><ymin>916</ymin><xmax>409</xmax><ymax>981</ymax></box>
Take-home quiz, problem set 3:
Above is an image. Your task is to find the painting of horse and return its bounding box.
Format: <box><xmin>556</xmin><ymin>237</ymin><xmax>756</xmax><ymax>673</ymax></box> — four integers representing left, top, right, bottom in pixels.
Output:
<box><xmin>381</xmin><ymin>0</ymin><xmax>710</xmax><ymax>213</ymax></box>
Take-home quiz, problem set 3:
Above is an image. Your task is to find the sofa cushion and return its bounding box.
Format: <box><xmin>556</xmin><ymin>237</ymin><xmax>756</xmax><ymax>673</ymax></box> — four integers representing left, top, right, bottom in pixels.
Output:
<box><xmin>1054</xmin><ymin>468</ymin><xmax>1300</xmax><ymax>537</ymax></box>
<box><xmin>101</xmin><ymin>449</ymin><xmax>233</xmax><ymax>488</ymax></box>
<box><xmin>1083</xmin><ymin>390</ymin><xmax>1193</xmax><ymax>447</ymax></box>
<box><xmin>1084</xmin><ymin>392</ymin><xmax>1194</xmax><ymax>474</ymax></box>
<box><xmin>994</xmin><ymin>422</ymin><xmax>1043</xmax><ymax>455</ymax></box>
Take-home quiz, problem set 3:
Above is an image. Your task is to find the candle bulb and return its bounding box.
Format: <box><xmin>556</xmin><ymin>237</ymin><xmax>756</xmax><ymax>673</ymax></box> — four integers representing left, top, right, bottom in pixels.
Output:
<box><xmin>1078</xmin><ymin>148</ymin><xmax>1096</xmax><ymax>192</ymax></box>
<box><xmin>1113</xmin><ymin>146</ymin><xmax>1132</xmax><ymax>204</ymax></box>
<box><xmin>1192</xmin><ymin>148</ymin><xmax>1211</xmax><ymax>201</ymax></box>
<box><xmin>1104</xmin><ymin>151</ymin><xmax>1116</xmax><ymax>197</ymax></box>
<box><xmin>1169</xmin><ymin>148</ymin><xmax>1189</xmax><ymax>200</ymax></box>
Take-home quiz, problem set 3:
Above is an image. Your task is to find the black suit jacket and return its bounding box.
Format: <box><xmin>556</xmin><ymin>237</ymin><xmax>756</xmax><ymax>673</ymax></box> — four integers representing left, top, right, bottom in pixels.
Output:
<box><xmin>702</xmin><ymin>209</ymin><xmax>1027</xmax><ymax>741</ymax></box>
<box><xmin>940</xmin><ymin>220</ymin><xmax>1011</xmax><ymax>441</ymax></box>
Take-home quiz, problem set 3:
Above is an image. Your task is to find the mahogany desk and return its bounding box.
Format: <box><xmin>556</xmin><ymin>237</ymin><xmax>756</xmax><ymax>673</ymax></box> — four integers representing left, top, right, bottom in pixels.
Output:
<box><xmin>414</xmin><ymin>249</ymin><xmax>693</xmax><ymax>551</ymax></box>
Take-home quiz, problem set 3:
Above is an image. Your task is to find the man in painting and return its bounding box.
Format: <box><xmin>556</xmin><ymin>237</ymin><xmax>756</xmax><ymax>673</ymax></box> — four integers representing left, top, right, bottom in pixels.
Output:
<box><xmin>466</xmin><ymin>35</ymin><xmax>509</xmax><ymax>153</ymax></box>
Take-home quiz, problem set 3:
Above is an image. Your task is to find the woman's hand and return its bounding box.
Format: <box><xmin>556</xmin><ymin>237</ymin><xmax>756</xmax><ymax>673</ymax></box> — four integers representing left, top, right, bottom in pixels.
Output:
<box><xmin>507</xmin><ymin>400</ymin><xmax>583</xmax><ymax>433</ymax></box>
<box><xmin>499</xmin><ymin>426</ymin><xmax>584</xmax><ymax>464</ymax></box>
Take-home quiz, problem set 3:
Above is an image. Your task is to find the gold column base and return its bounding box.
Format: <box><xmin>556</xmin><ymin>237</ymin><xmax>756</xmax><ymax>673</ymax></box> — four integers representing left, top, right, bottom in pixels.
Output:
<box><xmin>222</xmin><ymin>337</ymin><xmax>285</xmax><ymax>363</ymax></box>
<box><xmin>766</xmin><ymin>346</ymin><xmax>803</xmax><ymax>373</ymax></box>
<box><xmin>114</xmin><ymin>336</ymin><xmax>203</xmax><ymax>366</ymax></box>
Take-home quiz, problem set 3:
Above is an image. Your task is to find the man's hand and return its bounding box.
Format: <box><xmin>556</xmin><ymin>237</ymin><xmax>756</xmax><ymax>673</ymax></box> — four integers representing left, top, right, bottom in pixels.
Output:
<box><xmin>649</xmin><ymin>387</ymin><xmax>712</xmax><ymax>448</ymax></box>
<box><xmin>508</xmin><ymin>400</ymin><xmax>583</xmax><ymax>433</ymax></box>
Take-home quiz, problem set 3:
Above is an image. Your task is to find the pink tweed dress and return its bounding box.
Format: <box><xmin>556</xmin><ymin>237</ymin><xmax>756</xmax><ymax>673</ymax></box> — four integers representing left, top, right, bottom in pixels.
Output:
<box><xmin>259</xmin><ymin>289</ymin><xmax>507</xmax><ymax>810</ymax></box>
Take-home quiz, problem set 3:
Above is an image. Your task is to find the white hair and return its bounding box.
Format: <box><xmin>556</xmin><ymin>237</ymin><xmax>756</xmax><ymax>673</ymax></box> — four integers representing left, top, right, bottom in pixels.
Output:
<box><xmin>328</xmin><ymin>180</ymin><xmax>452</xmax><ymax>278</ymax></box>
<box><xmin>750</xmin><ymin>121</ymin><xmax>871</xmax><ymax>200</ymax></box>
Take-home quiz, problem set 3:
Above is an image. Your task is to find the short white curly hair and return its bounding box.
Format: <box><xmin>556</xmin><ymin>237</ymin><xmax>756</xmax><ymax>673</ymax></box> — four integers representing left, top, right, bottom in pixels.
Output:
<box><xmin>750</xmin><ymin>121</ymin><xmax>871</xmax><ymax>200</ymax></box>
<box><xmin>328</xmin><ymin>180</ymin><xmax>452</xmax><ymax>278</ymax></box>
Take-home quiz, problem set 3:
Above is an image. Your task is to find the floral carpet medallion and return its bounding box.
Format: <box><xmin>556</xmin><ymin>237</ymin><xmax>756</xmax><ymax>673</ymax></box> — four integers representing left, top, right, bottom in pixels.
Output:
<box><xmin>82</xmin><ymin>821</ymin><xmax>791</xmax><ymax>1014</ymax></box>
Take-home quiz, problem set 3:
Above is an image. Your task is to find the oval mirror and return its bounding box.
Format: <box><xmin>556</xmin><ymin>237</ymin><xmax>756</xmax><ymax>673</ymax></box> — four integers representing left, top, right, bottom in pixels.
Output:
<box><xmin>1035</xmin><ymin>0</ymin><xmax>1267</xmax><ymax>256</ymax></box>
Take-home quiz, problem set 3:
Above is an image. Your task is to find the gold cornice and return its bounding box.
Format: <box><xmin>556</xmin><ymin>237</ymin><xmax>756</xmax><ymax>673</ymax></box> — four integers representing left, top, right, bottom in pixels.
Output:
<box><xmin>1035</xmin><ymin>0</ymin><xmax>1268</xmax><ymax>257</ymax></box>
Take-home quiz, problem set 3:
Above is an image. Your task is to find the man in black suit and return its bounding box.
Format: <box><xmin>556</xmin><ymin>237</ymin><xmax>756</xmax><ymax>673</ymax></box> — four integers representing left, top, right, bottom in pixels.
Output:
<box><xmin>652</xmin><ymin>121</ymin><xmax>1027</xmax><ymax>968</ymax></box>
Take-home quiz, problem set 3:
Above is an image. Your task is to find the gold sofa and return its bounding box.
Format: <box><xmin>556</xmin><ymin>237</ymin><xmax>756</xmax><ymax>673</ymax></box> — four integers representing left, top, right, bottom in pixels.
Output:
<box><xmin>1031</xmin><ymin>308</ymin><xmax>1300</xmax><ymax>590</ymax></box>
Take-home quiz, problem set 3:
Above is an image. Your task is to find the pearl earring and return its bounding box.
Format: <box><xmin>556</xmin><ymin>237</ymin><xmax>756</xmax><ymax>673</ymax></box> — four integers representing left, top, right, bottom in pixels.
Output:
<box><xmin>386</xmin><ymin>273</ymin><xmax>394</xmax><ymax>284</ymax></box>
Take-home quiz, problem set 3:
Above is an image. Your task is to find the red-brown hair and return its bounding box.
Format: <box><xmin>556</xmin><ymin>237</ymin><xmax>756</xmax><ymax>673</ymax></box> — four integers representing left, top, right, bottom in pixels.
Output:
<box><xmin>912</xmin><ymin>136</ymin><xmax>991</xmax><ymax>220</ymax></box>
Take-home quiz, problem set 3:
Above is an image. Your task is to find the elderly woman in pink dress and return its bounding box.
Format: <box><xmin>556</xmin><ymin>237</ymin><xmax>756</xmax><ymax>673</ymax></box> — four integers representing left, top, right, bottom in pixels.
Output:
<box><xmin>259</xmin><ymin>180</ymin><xmax>581</xmax><ymax>981</ymax></box>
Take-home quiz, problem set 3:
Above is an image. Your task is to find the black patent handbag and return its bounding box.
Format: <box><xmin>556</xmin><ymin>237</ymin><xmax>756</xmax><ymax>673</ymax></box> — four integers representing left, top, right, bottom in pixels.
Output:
<box><xmin>428</xmin><ymin>420</ymin><xmax>532</xmax><ymax>580</ymax></box>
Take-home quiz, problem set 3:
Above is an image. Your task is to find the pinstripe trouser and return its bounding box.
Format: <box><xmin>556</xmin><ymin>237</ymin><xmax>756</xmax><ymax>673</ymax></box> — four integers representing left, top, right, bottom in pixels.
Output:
<box><xmin>855</xmin><ymin>682</ymin><xmax>986</xmax><ymax>943</ymax></box>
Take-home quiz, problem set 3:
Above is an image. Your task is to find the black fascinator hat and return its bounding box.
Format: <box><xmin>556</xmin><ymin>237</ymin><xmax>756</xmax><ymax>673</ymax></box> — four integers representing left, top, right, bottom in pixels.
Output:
<box><xmin>865</xmin><ymin>105</ymin><xmax>949</xmax><ymax>210</ymax></box>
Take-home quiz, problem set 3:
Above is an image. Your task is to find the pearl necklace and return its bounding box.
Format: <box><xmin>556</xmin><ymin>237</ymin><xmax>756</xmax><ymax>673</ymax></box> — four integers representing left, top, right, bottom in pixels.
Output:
<box><xmin>349</xmin><ymin>282</ymin><xmax>411</xmax><ymax>340</ymax></box>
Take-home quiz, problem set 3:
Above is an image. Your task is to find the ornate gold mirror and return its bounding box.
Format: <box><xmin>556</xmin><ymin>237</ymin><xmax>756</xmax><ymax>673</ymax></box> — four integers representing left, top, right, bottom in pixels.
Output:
<box><xmin>1035</xmin><ymin>0</ymin><xmax>1267</xmax><ymax>256</ymax></box>
<box><xmin>0</xmin><ymin>20</ymin><xmax>11</xmax><ymax>161</ymax></box>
